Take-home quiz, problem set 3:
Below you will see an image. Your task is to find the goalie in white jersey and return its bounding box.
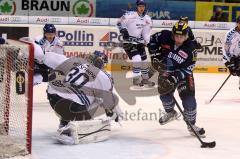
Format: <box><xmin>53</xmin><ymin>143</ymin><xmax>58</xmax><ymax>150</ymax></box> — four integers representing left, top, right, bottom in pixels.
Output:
<box><xmin>117</xmin><ymin>0</ymin><xmax>155</xmax><ymax>87</ymax></box>
<box><xmin>223</xmin><ymin>16</ymin><xmax>240</xmax><ymax>88</ymax></box>
<box><xmin>33</xmin><ymin>43</ymin><xmax>122</xmax><ymax>144</ymax></box>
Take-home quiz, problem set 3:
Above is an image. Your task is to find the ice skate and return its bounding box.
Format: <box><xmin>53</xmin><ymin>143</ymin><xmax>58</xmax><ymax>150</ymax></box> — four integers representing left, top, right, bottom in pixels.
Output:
<box><xmin>159</xmin><ymin>110</ymin><xmax>181</xmax><ymax>125</ymax></box>
<box><xmin>148</xmin><ymin>66</ymin><xmax>156</xmax><ymax>79</ymax></box>
<box><xmin>141</xmin><ymin>79</ymin><xmax>155</xmax><ymax>87</ymax></box>
<box><xmin>59</xmin><ymin>120</ymin><xmax>69</xmax><ymax>129</ymax></box>
<box><xmin>187</xmin><ymin>125</ymin><xmax>206</xmax><ymax>138</ymax></box>
<box><xmin>133</xmin><ymin>77</ymin><xmax>143</xmax><ymax>87</ymax></box>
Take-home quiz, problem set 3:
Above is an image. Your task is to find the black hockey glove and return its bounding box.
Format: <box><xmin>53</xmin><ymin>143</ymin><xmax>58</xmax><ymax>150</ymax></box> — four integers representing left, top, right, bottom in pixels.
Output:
<box><xmin>34</xmin><ymin>62</ymin><xmax>51</xmax><ymax>82</ymax></box>
<box><xmin>225</xmin><ymin>57</ymin><xmax>240</xmax><ymax>76</ymax></box>
<box><xmin>105</xmin><ymin>109</ymin><xmax>119</xmax><ymax>122</ymax></box>
<box><xmin>225</xmin><ymin>61</ymin><xmax>235</xmax><ymax>75</ymax></box>
<box><xmin>166</xmin><ymin>74</ymin><xmax>178</xmax><ymax>84</ymax></box>
<box><xmin>151</xmin><ymin>58</ymin><xmax>166</xmax><ymax>73</ymax></box>
<box><xmin>158</xmin><ymin>73</ymin><xmax>178</xmax><ymax>95</ymax></box>
<box><xmin>147</xmin><ymin>43</ymin><xmax>158</xmax><ymax>54</ymax></box>
<box><xmin>137</xmin><ymin>43</ymin><xmax>145</xmax><ymax>49</ymax></box>
<box><xmin>120</xmin><ymin>28</ymin><xmax>130</xmax><ymax>40</ymax></box>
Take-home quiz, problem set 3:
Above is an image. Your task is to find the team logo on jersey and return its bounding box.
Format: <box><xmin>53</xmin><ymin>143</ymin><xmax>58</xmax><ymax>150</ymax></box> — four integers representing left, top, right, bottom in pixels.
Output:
<box><xmin>178</xmin><ymin>50</ymin><xmax>188</xmax><ymax>59</ymax></box>
<box><xmin>168</xmin><ymin>52</ymin><xmax>184</xmax><ymax>64</ymax></box>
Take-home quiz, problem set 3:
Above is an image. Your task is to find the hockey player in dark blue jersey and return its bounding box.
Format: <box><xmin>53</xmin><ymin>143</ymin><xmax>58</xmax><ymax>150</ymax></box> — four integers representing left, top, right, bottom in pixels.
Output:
<box><xmin>147</xmin><ymin>21</ymin><xmax>205</xmax><ymax>137</ymax></box>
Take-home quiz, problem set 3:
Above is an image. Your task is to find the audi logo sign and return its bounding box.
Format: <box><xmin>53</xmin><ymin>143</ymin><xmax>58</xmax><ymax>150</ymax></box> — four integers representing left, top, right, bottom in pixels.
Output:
<box><xmin>28</xmin><ymin>16</ymin><xmax>68</xmax><ymax>24</ymax></box>
<box><xmin>0</xmin><ymin>16</ymin><xmax>28</xmax><ymax>24</ymax></box>
<box><xmin>69</xmin><ymin>17</ymin><xmax>109</xmax><ymax>25</ymax></box>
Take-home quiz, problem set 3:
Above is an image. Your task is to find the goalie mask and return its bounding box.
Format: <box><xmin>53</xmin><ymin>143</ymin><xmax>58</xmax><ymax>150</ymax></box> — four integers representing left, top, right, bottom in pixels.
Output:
<box><xmin>88</xmin><ymin>51</ymin><xmax>108</xmax><ymax>69</ymax></box>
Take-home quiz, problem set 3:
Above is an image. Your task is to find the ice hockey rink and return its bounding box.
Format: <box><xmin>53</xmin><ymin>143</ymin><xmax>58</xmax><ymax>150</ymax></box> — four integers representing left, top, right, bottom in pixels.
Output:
<box><xmin>32</xmin><ymin>72</ymin><xmax>240</xmax><ymax>159</ymax></box>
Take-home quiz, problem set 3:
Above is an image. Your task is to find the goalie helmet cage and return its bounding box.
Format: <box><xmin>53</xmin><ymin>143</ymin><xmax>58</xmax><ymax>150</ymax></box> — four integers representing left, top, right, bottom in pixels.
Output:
<box><xmin>0</xmin><ymin>39</ymin><xmax>34</xmax><ymax>158</ymax></box>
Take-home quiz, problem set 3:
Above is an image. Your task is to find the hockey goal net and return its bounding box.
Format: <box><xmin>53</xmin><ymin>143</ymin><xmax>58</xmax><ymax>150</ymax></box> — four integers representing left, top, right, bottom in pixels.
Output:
<box><xmin>0</xmin><ymin>39</ymin><xmax>34</xmax><ymax>158</ymax></box>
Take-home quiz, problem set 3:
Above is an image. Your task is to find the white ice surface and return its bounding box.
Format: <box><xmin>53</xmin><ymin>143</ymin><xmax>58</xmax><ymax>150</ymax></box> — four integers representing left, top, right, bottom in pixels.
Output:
<box><xmin>32</xmin><ymin>73</ymin><xmax>240</xmax><ymax>159</ymax></box>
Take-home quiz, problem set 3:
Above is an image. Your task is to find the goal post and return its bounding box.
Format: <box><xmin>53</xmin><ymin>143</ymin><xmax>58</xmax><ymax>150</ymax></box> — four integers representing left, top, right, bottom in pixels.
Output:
<box><xmin>0</xmin><ymin>39</ymin><xmax>34</xmax><ymax>158</ymax></box>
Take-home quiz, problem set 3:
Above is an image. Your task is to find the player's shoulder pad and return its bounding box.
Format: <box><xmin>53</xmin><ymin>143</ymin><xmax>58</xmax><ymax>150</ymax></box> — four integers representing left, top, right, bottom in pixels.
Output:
<box><xmin>183</xmin><ymin>39</ymin><xmax>196</xmax><ymax>49</ymax></box>
<box><xmin>150</xmin><ymin>30</ymin><xmax>171</xmax><ymax>43</ymax></box>
<box><xmin>55</xmin><ymin>36</ymin><xmax>62</xmax><ymax>42</ymax></box>
<box><xmin>34</xmin><ymin>35</ymin><xmax>45</xmax><ymax>45</ymax></box>
<box><xmin>152</xmin><ymin>30</ymin><xmax>171</xmax><ymax>38</ymax></box>
<box><xmin>161</xmin><ymin>30</ymin><xmax>172</xmax><ymax>36</ymax></box>
<box><xmin>144</xmin><ymin>14</ymin><xmax>152</xmax><ymax>20</ymax></box>
<box><xmin>226</xmin><ymin>28</ymin><xmax>237</xmax><ymax>43</ymax></box>
<box><xmin>181</xmin><ymin>39</ymin><xmax>197</xmax><ymax>55</ymax></box>
<box><xmin>55</xmin><ymin>37</ymin><xmax>64</xmax><ymax>46</ymax></box>
<box><xmin>123</xmin><ymin>11</ymin><xmax>137</xmax><ymax>17</ymax></box>
<box><xmin>179</xmin><ymin>40</ymin><xmax>198</xmax><ymax>62</ymax></box>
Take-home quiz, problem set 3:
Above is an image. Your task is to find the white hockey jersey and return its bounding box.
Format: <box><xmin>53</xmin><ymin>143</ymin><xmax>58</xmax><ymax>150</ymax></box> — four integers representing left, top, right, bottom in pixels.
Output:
<box><xmin>35</xmin><ymin>35</ymin><xmax>64</xmax><ymax>55</ymax></box>
<box><xmin>223</xmin><ymin>27</ymin><xmax>240</xmax><ymax>63</ymax></box>
<box><xmin>33</xmin><ymin>43</ymin><xmax>114</xmax><ymax>109</ymax></box>
<box><xmin>117</xmin><ymin>11</ymin><xmax>152</xmax><ymax>44</ymax></box>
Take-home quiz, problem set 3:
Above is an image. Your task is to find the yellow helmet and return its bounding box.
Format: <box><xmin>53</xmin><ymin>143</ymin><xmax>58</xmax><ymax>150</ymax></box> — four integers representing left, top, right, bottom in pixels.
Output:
<box><xmin>179</xmin><ymin>16</ymin><xmax>189</xmax><ymax>23</ymax></box>
<box><xmin>172</xmin><ymin>22</ymin><xmax>189</xmax><ymax>35</ymax></box>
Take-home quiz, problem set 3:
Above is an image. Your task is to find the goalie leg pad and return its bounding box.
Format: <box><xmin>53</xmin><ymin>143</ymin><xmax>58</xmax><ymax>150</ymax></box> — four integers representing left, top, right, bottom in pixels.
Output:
<box><xmin>55</xmin><ymin>119</ymin><xmax>111</xmax><ymax>145</ymax></box>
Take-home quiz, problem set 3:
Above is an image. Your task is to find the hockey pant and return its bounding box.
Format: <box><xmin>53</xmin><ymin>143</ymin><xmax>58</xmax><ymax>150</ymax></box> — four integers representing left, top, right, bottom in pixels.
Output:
<box><xmin>122</xmin><ymin>43</ymin><xmax>150</xmax><ymax>79</ymax></box>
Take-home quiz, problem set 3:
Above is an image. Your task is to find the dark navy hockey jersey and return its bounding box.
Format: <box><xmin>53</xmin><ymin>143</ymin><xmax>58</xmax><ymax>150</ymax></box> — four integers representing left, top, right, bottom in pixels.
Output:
<box><xmin>148</xmin><ymin>30</ymin><xmax>197</xmax><ymax>79</ymax></box>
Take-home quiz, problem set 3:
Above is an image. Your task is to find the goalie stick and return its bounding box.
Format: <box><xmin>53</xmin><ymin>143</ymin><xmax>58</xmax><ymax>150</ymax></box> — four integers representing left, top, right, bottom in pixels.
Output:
<box><xmin>172</xmin><ymin>96</ymin><xmax>216</xmax><ymax>148</ymax></box>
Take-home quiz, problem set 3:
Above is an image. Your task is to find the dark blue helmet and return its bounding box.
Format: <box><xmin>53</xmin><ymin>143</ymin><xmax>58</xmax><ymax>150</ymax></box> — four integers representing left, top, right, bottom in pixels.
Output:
<box><xmin>88</xmin><ymin>50</ymin><xmax>108</xmax><ymax>69</ymax></box>
<box><xmin>43</xmin><ymin>24</ymin><xmax>56</xmax><ymax>33</ymax></box>
<box><xmin>0</xmin><ymin>37</ymin><xmax>5</xmax><ymax>44</ymax></box>
<box><xmin>136</xmin><ymin>0</ymin><xmax>146</xmax><ymax>6</ymax></box>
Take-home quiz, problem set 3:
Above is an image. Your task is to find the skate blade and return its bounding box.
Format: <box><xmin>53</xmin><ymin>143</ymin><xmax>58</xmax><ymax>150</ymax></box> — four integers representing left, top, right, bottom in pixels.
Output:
<box><xmin>129</xmin><ymin>85</ymin><xmax>157</xmax><ymax>91</ymax></box>
<box><xmin>129</xmin><ymin>85</ymin><xmax>144</xmax><ymax>90</ymax></box>
<box><xmin>189</xmin><ymin>132</ymin><xmax>206</xmax><ymax>138</ymax></box>
<box><xmin>159</xmin><ymin>113</ymin><xmax>182</xmax><ymax>125</ymax></box>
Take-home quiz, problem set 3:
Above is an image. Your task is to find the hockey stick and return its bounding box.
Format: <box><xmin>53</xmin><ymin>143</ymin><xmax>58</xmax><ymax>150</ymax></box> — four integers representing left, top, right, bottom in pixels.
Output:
<box><xmin>172</xmin><ymin>96</ymin><xmax>216</xmax><ymax>148</ymax></box>
<box><xmin>205</xmin><ymin>74</ymin><xmax>231</xmax><ymax>104</ymax></box>
<box><xmin>102</xmin><ymin>36</ymin><xmax>144</xmax><ymax>50</ymax></box>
